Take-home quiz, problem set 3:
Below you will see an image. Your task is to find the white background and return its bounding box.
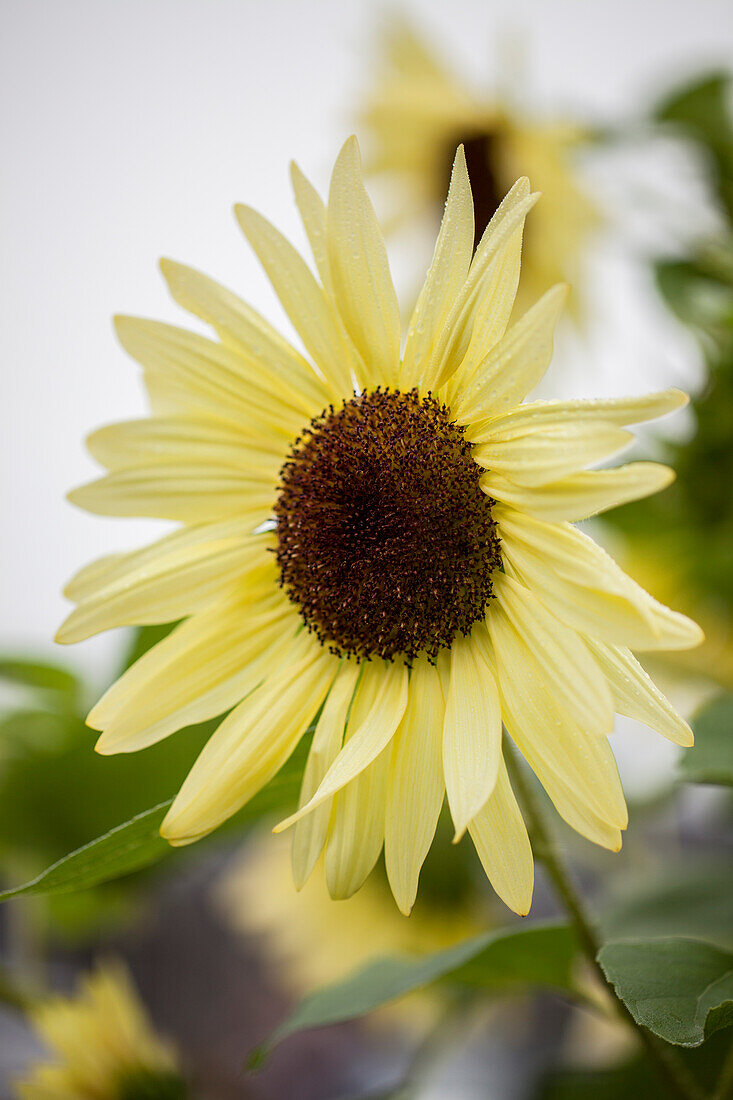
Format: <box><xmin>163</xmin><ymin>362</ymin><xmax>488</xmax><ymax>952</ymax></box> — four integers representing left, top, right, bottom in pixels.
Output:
<box><xmin>1</xmin><ymin>0</ymin><xmax>731</xmax><ymax>726</ymax></box>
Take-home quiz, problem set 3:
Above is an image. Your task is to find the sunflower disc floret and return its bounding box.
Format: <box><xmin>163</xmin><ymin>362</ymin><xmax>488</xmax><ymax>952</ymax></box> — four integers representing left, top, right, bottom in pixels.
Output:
<box><xmin>275</xmin><ymin>388</ymin><xmax>501</xmax><ymax>662</ymax></box>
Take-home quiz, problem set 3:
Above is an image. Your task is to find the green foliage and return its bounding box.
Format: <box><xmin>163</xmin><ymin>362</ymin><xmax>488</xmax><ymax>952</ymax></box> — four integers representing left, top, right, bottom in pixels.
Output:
<box><xmin>654</xmin><ymin>73</ymin><xmax>733</xmax><ymax>221</ymax></box>
<box><xmin>598</xmin><ymin>938</ymin><xmax>733</xmax><ymax>1046</ymax></box>
<box><xmin>680</xmin><ymin>694</ymin><xmax>733</xmax><ymax>786</ymax></box>
<box><xmin>602</xmin><ymin>859</ymin><xmax>733</xmax><ymax>950</ymax></box>
<box><xmin>0</xmin><ymin>657</ymin><xmax>80</xmax><ymax>707</ymax></box>
<box><xmin>0</xmin><ymin>803</ymin><xmax>171</xmax><ymax>901</ymax></box>
<box><xmin>250</xmin><ymin>923</ymin><xmax>578</xmax><ymax>1067</ymax></box>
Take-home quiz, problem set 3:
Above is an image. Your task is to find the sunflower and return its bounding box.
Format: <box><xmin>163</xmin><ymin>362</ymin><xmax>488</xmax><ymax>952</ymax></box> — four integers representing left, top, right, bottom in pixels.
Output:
<box><xmin>58</xmin><ymin>137</ymin><xmax>701</xmax><ymax>918</ymax></box>
<box><xmin>15</xmin><ymin>962</ymin><xmax>184</xmax><ymax>1099</ymax></box>
<box><xmin>361</xmin><ymin>18</ymin><xmax>598</xmax><ymax>314</ymax></box>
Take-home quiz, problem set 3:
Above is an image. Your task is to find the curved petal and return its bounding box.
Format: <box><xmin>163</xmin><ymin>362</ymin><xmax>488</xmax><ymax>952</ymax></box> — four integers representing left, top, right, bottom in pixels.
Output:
<box><xmin>473</xmin><ymin>422</ymin><xmax>632</xmax><ymax>487</ymax></box>
<box><xmin>468</xmin><ymin>757</ymin><xmax>533</xmax><ymax>915</ymax></box>
<box><xmin>384</xmin><ymin>658</ymin><xmax>445</xmax><ymax>915</ymax></box>
<box><xmin>443</xmin><ymin>627</ymin><xmax>502</xmax><ymax>841</ymax></box>
<box><xmin>68</xmin><ymin>465</ymin><xmax>274</xmax><ymax>523</ymax></box>
<box><xmin>291</xmin><ymin>660</ymin><xmax>361</xmax><ymax>889</ymax></box>
<box><xmin>474</xmin><ymin>389</ymin><xmax>689</xmax><ymax>438</ymax></box>
<box><xmin>400</xmin><ymin>145</ymin><xmax>474</xmax><ymax>391</ymax></box>
<box><xmin>235</xmin><ymin>203</ymin><xmax>358</xmax><ymax>395</ymax></box>
<box><xmin>91</xmin><ymin>590</ymin><xmax>297</xmax><ymax>753</ymax></box>
<box><xmin>494</xmin><ymin>573</ymin><xmax>614</xmax><ymax>736</ymax></box>
<box><xmin>450</xmin><ymin>285</ymin><xmax>568</xmax><ymax>427</ymax></box>
<box><xmin>487</xmin><ymin>603</ymin><xmax>628</xmax><ymax>831</ymax></box>
<box><xmin>325</xmin><ymin>749</ymin><xmax>391</xmax><ymax>900</ymax></box>
<box><xmin>497</xmin><ymin>508</ymin><xmax>661</xmax><ymax>649</ymax></box>
<box><xmin>290</xmin><ymin>161</ymin><xmax>334</xmax><ymax>296</ymax></box>
<box><xmin>57</xmin><ymin>524</ymin><xmax>272</xmax><ymax>644</ymax></box>
<box><xmin>162</xmin><ymin>635</ymin><xmax>338</xmax><ymax>845</ymax></box>
<box><xmin>274</xmin><ymin>659</ymin><xmax>408</xmax><ymax>832</ymax></box>
<box><xmin>480</xmin><ymin>463</ymin><xmax>675</xmax><ymax>522</ymax></box>
<box><xmin>585</xmin><ymin>638</ymin><xmax>694</xmax><ymax>746</ymax></box>
<box><xmin>158</xmin><ymin>258</ymin><xmax>329</xmax><ymax>414</ymax></box>
<box><xmin>327</xmin><ymin>136</ymin><xmax>401</xmax><ymax>388</ymax></box>
<box><xmin>114</xmin><ymin>316</ymin><xmax>301</xmax><ymax>439</ymax></box>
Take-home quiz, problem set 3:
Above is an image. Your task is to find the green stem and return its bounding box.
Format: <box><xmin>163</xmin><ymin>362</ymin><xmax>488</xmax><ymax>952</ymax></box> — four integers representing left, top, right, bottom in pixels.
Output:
<box><xmin>504</xmin><ymin>740</ymin><xmax>706</xmax><ymax>1100</ymax></box>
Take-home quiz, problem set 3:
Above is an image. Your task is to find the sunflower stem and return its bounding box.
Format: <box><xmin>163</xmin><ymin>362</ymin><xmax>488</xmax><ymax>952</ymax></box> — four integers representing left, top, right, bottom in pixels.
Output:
<box><xmin>503</xmin><ymin>738</ymin><xmax>706</xmax><ymax>1100</ymax></box>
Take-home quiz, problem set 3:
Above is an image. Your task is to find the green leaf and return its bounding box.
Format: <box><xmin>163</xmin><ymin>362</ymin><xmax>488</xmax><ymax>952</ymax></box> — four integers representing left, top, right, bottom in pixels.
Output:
<box><xmin>250</xmin><ymin>922</ymin><xmax>578</xmax><ymax>1067</ymax></box>
<box><xmin>654</xmin><ymin>73</ymin><xmax>733</xmax><ymax>222</ymax></box>
<box><xmin>0</xmin><ymin>657</ymin><xmax>79</xmax><ymax>703</ymax></box>
<box><xmin>0</xmin><ymin>802</ymin><xmax>171</xmax><ymax>901</ymax></box>
<box><xmin>601</xmin><ymin>859</ymin><xmax>733</xmax><ymax>950</ymax></box>
<box><xmin>0</xmin><ymin>731</ymin><xmax>313</xmax><ymax>903</ymax></box>
<box><xmin>680</xmin><ymin>694</ymin><xmax>733</xmax><ymax>786</ymax></box>
<box><xmin>598</xmin><ymin>938</ymin><xmax>733</xmax><ymax>1046</ymax></box>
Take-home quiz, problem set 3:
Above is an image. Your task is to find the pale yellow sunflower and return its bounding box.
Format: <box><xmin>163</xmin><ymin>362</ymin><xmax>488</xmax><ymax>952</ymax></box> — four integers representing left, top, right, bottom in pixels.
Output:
<box><xmin>361</xmin><ymin>19</ymin><xmax>598</xmax><ymax>315</ymax></box>
<box><xmin>58</xmin><ymin>137</ymin><xmax>701</xmax><ymax>918</ymax></box>
<box><xmin>15</xmin><ymin>962</ymin><xmax>183</xmax><ymax>1099</ymax></box>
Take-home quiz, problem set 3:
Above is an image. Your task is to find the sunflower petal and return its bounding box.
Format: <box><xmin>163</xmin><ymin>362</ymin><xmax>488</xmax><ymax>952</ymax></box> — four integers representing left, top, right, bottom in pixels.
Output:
<box><xmin>327</xmin><ymin>136</ymin><xmax>401</xmax><ymax>387</ymax></box>
<box><xmin>585</xmin><ymin>638</ymin><xmax>694</xmax><ymax>746</ymax></box>
<box><xmin>401</xmin><ymin>145</ymin><xmax>474</xmax><ymax>391</ymax></box>
<box><xmin>473</xmin><ymin>422</ymin><xmax>632</xmax><ymax>487</ymax></box>
<box><xmin>235</xmin><ymin>203</ymin><xmax>357</xmax><ymax>395</ymax></box>
<box><xmin>161</xmin><ymin>636</ymin><xmax>338</xmax><ymax>845</ymax></box>
<box><xmin>488</xmin><ymin>604</ymin><xmax>628</xmax><ymax>830</ymax></box>
<box><xmin>91</xmin><ymin>592</ymin><xmax>297</xmax><ymax>753</ymax></box>
<box><xmin>443</xmin><ymin>628</ymin><xmax>502</xmax><ymax>841</ymax></box>
<box><xmin>290</xmin><ymin>161</ymin><xmax>334</xmax><ymax>295</ymax></box>
<box><xmin>452</xmin><ymin>285</ymin><xmax>568</xmax><ymax>426</ymax></box>
<box><xmin>159</xmin><ymin>258</ymin><xmax>328</xmax><ymax>413</ymax></box>
<box><xmin>468</xmin><ymin>758</ymin><xmax>533</xmax><ymax>915</ymax></box>
<box><xmin>475</xmin><ymin>389</ymin><xmax>689</xmax><ymax>437</ymax></box>
<box><xmin>68</xmin><ymin>465</ymin><xmax>273</xmax><ymax>523</ymax></box>
<box><xmin>481</xmin><ymin>463</ymin><xmax>675</xmax><ymax>521</ymax></box>
<box><xmin>291</xmin><ymin>660</ymin><xmax>361</xmax><ymax>889</ymax></box>
<box><xmin>325</xmin><ymin>747</ymin><xmax>391</xmax><ymax>900</ymax></box>
<box><xmin>384</xmin><ymin>659</ymin><xmax>445</xmax><ymax>915</ymax></box>
<box><xmin>494</xmin><ymin>573</ymin><xmax>614</xmax><ymax>736</ymax></box>
<box><xmin>114</xmin><ymin>316</ymin><xmax>301</xmax><ymax>438</ymax></box>
<box><xmin>274</xmin><ymin>659</ymin><xmax>408</xmax><ymax>832</ymax></box>
<box><xmin>497</xmin><ymin>508</ymin><xmax>662</xmax><ymax>649</ymax></box>
<box><xmin>57</xmin><ymin>524</ymin><xmax>271</xmax><ymax>644</ymax></box>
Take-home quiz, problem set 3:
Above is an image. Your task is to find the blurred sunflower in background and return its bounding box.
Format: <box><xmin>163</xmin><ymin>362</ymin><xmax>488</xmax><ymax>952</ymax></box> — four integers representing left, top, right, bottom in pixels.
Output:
<box><xmin>15</xmin><ymin>962</ymin><xmax>184</xmax><ymax>1099</ymax></box>
<box><xmin>217</xmin><ymin>827</ymin><xmax>482</xmax><ymax>1036</ymax></box>
<box><xmin>58</xmin><ymin>137</ymin><xmax>700</xmax><ymax>921</ymax></box>
<box><xmin>360</xmin><ymin>18</ymin><xmax>599</xmax><ymax>314</ymax></box>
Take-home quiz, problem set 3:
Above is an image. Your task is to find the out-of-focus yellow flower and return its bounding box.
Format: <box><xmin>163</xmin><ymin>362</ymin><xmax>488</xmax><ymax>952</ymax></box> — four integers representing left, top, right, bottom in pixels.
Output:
<box><xmin>59</xmin><ymin>137</ymin><xmax>700</xmax><ymax>920</ymax></box>
<box><xmin>15</xmin><ymin>962</ymin><xmax>184</xmax><ymax>1099</ymax></box>
<box><xmin>217</xmin><ymin>834</ymin><xmax>481</xmax><ymax>1033</ymax></box>
<box><xmin>360</xmin><ymin>19</ymin><xmax>599</xmax><ymax>315</ymax></box>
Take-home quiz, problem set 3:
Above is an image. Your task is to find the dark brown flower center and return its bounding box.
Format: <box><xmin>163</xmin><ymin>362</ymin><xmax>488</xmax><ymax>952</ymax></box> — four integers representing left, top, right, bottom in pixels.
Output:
<box><xmin>441</xmin><ymin>131</ymin><xmax>504</xmax><ymax>251</ymax></box>
<box><xmin>274</xmin><ymin>389</ymin><xmax>501</xmax><ymax>662</ymax></box>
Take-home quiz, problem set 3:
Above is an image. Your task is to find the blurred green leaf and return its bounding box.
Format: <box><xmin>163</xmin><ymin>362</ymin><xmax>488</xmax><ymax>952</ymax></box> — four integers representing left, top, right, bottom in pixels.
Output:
<box><xmin>655</xmin><ymin>72</ymin><xmax>733</xmax><ymax>221</ymax></box>
<box><xmin>0</xmin><ymin>657</ymin><xmax>79</xmax><ymax>705</ymax></box>
<box><xmin>680</xmin><ymin>694</ymin><xmax>733</xmax><ymax>786</ymax></box>
<box><xmin>601</xmin><ymin>860</ymin><xmax>733</xmax><ymax>951</ymax></box>
<box><xmin>536</xmin><ymin>1027</ymin><xmax>733</xmax><ymax>1099</ymax></box>
<box><xmin>0</xmin><ymin>732</ymin><xmax>313</xmax><ymax>903</ymax></box>
<box><xmin>598</xmin><ymin>939</ymin><xmax>733</xmax><ymax>1046</ymax></box>
<box><xmin>250</xmin><ymin>922</ymin><xmax>578</xmax><ymax>1067</ymax></box>
<box><xmin>0</xmin><ymin>802</ymin><xmax>171</xmax><ymax>901</ymax></box>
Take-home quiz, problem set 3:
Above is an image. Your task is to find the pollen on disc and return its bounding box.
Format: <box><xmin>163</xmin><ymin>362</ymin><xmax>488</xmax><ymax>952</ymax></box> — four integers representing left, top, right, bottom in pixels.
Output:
<box><xmin>274</xmin><ymin>388</ymin><xmax>501</xmax><ymax>663</ymax></box>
